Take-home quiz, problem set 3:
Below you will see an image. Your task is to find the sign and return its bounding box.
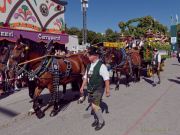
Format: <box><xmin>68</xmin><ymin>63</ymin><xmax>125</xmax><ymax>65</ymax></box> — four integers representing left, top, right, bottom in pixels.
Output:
<box><xmin>170</xmin><ymin>25</ymin><xmax>177</xmax><ymax>37</ymax></box>
<box><xmin>104</xmin><ymin>42</ymin><xmax>125</xmax><ymax>48</ymax></box>
<box><xmin>0</xmin><ymin>31</ymin><xmax>14</xmax><ymax>37</ymax></box>
<box><xmin>0</xmin><ymin>27</ymin><xmax>68</xmax><ymax>44</ymax></box>
<box><xmin>171</xmin><ymin>37</ymin><xmax>177</xmax><ymax>44</ymax></box>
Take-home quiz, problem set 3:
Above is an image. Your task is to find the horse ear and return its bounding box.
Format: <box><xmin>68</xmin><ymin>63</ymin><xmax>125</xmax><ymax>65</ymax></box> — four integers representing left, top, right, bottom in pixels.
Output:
<box><xmin>20</xmin><ymin>34</ymin><xmax>23</xmax><ymax>40</ymax></box>
<box><xmin>21</xmin><ymin>52</ymin><xmax>25</xmax><ymax>58</ymax></box>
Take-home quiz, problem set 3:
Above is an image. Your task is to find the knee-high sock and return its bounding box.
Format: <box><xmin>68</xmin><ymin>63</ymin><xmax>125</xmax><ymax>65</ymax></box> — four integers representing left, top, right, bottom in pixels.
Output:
<box><xmin>95</xmin><ymin>109</ymin><xmax>104</xmax><ymax>124</ymax></box>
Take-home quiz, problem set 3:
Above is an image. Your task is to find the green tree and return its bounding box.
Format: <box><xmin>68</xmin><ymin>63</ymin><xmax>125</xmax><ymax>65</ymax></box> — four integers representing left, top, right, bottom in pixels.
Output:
<box><xmin>118</xmin><ymin>21</ymin><xmax>126</xmax><ymax>33</ymax></box>
<box><xmin>118</xmin><ymin>16</ymin><xmax>168</xmax><ymax>37</ymax></box>
<box><xmin>105</xmin><ymin>28</ymin><xmax>119</xmax><ymax>42</ymax></box>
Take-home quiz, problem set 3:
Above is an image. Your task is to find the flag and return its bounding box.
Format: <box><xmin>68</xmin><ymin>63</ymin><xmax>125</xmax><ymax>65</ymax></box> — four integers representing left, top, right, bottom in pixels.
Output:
<box><xmin>171</xmin><ymin>15</ymin><xmax>174</xmax><ymax>25</ymax></box>
<box><xmin>175</xmin><ymin>14</ymin><xmax>179</xmax><ymax>24</ymax></box>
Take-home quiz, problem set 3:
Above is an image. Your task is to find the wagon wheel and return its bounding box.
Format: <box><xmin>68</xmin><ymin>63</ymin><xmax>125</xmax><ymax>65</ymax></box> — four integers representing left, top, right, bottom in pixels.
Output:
<box><xmin>160</xmin><ymin>63</ymin><xmax>164</xmax><ymax>71</ymax></box>
<box><xmin>146</xmin><ymin>65</ymin><xmax>153</xmax><ymax>77</ymax></box>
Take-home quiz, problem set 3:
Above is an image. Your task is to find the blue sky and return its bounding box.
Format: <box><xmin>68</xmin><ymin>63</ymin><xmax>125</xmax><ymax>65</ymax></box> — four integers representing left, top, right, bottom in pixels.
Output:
<box><xmin>65</xmin><ymin>0</ymin><xmax>180</xmax><ymax>33</ymax></box>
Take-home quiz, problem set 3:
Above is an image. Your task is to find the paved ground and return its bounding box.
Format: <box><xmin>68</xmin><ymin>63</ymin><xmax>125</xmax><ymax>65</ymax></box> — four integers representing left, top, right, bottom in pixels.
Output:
<box><xmin>0</xmin><ymin>57</ymin><xmax>180</xmax><ymax>135</ymax></box>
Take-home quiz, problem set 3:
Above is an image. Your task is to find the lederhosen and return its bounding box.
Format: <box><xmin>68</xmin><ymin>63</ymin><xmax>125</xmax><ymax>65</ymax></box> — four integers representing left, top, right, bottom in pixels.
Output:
<box><xmin>87</xmin><ymin>61</ymin><xmax>104</xmax><ymax>106</ymax></box>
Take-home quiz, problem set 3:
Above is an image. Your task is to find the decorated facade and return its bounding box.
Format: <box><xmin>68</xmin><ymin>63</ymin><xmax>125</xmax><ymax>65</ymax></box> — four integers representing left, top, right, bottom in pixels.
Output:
<box><xmin>0</xmin><ymin>0</ymin><xmax>68</xmax><ymax>44</ymax></box>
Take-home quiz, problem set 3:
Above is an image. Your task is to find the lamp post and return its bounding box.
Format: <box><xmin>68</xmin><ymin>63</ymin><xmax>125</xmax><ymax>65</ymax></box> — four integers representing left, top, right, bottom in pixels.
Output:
<box><xmin>81</xmin><ymin>0</ymin><xmax>88</xmax><ymax>45</ymax></box>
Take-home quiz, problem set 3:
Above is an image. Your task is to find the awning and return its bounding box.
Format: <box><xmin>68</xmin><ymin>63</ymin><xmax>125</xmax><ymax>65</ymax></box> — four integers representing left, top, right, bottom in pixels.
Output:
<box><xmin>0</xmin><ymin>27</ymin><xmax>69</xmax><ymax>44</ymax></box>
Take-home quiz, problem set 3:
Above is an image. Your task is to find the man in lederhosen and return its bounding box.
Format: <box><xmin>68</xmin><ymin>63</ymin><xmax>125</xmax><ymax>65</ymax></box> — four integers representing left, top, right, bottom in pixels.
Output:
<box><xmin>80</xmin><ymin>46</ymin><xmax>110</xmax><ymax>131</ymax></box>
<box><xmin>152</xmin><ymin>48</ymin><xmax>161</xmax><ymax>86</ymax></box>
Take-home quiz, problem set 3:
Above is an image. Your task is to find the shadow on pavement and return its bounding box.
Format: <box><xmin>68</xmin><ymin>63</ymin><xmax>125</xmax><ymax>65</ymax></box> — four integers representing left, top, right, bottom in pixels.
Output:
<box><xmin>32</xmin><ymin>89</ymin><xmax>80</xmax><ymax>117</ymax></box>
<box><xmin>168</xmin><ymin>79</ymin><xmax>180</xmax><ymax>84</ymax></box>
<box><xmin>0</xmin><ymin>106</ymin><xmax>19</xmax><ymax>117</ymax></box>
<box><xmin>172</xmin><ymin>63</ymin><xmax>180</xmax><ymax>66</ymax></box>
<box><xmin>0</xmin><ymin>91</ymin><xmax>15</xmax><ymax>100</ymax></box>
<box><xmin>142</xmin><ymin>77</ymin><xmax>154</xmax><ymax>85</ymax></box>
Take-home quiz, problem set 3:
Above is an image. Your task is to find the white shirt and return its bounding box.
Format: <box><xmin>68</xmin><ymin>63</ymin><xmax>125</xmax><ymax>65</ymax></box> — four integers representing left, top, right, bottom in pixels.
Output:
<box><xmin>153</xmin><ymin>52</ymin><xmax>161</xmax><ymax>63</ymax></box>
<box><xmin>83</xmin><ymin>60</ymin><xmax>110</xmax><ymax>81</ymax></box>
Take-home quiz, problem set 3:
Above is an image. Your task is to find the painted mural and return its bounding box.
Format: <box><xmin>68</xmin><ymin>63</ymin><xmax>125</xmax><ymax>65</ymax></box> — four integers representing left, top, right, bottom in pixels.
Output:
<box><xmin>0</xmin><ymin>0</ymin><xmax>65</xmax><ymax>33</ymax></box>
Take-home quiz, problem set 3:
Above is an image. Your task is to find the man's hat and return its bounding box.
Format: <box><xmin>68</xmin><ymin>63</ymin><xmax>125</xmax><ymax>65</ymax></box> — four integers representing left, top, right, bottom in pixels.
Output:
<box><xmin>87</xmin><ymin>46</ymin><xmax>100</xmax><ymax>55</ymax></box>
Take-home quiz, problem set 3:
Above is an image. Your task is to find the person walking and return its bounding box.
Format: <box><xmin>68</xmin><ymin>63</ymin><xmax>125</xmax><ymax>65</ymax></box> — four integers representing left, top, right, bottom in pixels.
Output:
<box><xmin>152</xmin><ymin>48</ymin><xmax>161</xmax><ymax>86</ymax></box>
<box><xmin>80</xmin><ymin>46</ymin><xmax>110</xmax><ymax>131</ymax></box>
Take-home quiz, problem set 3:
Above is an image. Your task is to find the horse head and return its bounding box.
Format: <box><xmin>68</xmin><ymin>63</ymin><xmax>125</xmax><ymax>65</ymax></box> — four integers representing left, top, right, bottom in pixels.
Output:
<box><xmin>103</xmin><ymin>48</ymin><xmax>116</xmax><ymax>65</ymax></box>
<box><xmin>7</xmin><ymin>35</ymin><xmax>28</xmax><ymax>70</ymax></box>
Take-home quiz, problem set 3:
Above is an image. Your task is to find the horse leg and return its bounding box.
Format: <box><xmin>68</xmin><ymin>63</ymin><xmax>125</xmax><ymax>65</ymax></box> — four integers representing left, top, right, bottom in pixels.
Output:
<box><xmin>59</xmin><ymin>84</ymin><xmax>66</xmax><ymax>101</ymax></box>
<box><xmin>112</xmin><ymin>70</ymin><xmax>115</xmax><ymax>83</ymax></box>
<box><xmin>71</xmin><ymin>81</ymin><xmax>80</xmax><ymax>91</ymax></box>
<box><xmin>63</xmin><ymin>84</ymin><xmax>66</xmax><ymax>94</ymax></box>
<box><xmin>126</xmin><ymin>73</ymin><xmax>130</xmax><ymax>87</ymax></box>
<box><xmin>28</xmin><ymin>80</ymin><xmax>36</xmax><ymax>99</ymax></box>
<box><xmin>33</xmin><ymin>87</ymin><xmax>45</xmax><ymax>119</ymax></box>
<box><xmin>115</xmin><ymin>71</ymin><xmax>120</xmax><ymax>90</ymax></box>
<box><xmin>133</xmin><ymin>67</ymin><xmax>138</xmax><ymax>83</ymax></box>
<box><xmin>49</xmin><ymin>84</ymin><xmax>60</xmax><ymax>117</ymax></box>
<box><xmin>137</xmin><ymin>67</ymin><xmax>141</xmax><ymax>82</ymax></box>
<box><xmin>73</xmin><ymin>78</ymin><xmax>83</xmax><ymax>100</ymax></box>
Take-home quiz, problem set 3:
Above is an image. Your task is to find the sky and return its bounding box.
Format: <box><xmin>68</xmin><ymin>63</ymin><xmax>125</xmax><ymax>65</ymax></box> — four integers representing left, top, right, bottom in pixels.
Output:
<box><xmin>65</xmin><ymin>0</ymin><xmax>180</xmax><ymax>33</ymax></box>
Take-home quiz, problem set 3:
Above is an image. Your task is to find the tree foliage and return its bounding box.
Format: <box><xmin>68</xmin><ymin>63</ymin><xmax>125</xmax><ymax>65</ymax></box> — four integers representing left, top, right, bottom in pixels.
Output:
<box><xmin>118</xmin><ymin>16</ymin><xmax>168</xmax><ymax>37</ymax></box>
<box><xmin>66</xmin><ymin>16</ymin><xmax>169</xmax><ymax>45</ymax></box>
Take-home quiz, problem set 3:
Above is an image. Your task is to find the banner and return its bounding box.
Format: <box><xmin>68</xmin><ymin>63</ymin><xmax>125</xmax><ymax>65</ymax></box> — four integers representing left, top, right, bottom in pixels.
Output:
<box><xmin>103</xmin><ymin>42</ymin><xmax>125</xmax><ymax>48</ymax></box>
<box><xmin>0</xmin><ymin>27</ymin><xmax>68</xmax><ymax>44</ymax></box>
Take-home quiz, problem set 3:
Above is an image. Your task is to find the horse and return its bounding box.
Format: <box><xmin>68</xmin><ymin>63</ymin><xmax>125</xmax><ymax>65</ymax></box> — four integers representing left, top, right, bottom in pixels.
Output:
<box><xmin>7</xmin><ymin>35</ymin><xmax>90</xmax><ymax>118</ymax></box>
<box><xmin>0</xmin><ymin>43</ymin><xmax>12</xmax><ymax>93</ymax></box>
<box><xmin>104</xmin><ymin>48</ymin><xmax>141</xmax><ymax>90</ymax></box>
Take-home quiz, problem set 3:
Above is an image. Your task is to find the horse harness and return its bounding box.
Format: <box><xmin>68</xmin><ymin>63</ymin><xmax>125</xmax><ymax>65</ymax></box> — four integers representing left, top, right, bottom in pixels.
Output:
<box><xmin>15</xmin><ymin>56</ymin><xmax>72</xmax><ymax>81</ymax></box>
<box><xmin>112</xmin><ymin>48</ymin><xmax>133</xmax><ymax>75</ymax></box>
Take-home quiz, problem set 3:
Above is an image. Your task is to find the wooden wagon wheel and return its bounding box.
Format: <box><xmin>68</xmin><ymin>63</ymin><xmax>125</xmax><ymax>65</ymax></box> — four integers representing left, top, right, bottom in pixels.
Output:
<box><xmin>160</xmin><ymin>63</ymin><xmax>164</xmax><ymax>71</ymax></box>
<box><xmin>147</xmin><ymin>65</ymin><xmax>153</xmax><ymax>77</ymax></box>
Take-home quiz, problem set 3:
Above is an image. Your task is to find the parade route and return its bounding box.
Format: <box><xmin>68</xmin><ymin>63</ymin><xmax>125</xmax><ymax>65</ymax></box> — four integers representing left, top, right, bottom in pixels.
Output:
<box><xmin>0</xmin><ymin>57</ymin><xmax>180</xmax><ymax>135</ymax></box>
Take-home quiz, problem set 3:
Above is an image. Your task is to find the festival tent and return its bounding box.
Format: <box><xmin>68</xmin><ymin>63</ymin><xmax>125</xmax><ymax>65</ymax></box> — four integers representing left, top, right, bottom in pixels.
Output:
<box><xmin>0</xmin><ymin>0</ymin><xmax>68</xmax><ymax>45</ymax></box>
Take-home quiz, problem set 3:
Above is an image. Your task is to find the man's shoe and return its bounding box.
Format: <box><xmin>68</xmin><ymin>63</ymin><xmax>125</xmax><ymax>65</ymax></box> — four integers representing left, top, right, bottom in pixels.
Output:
<box><xmin>91</xmin><ymin>119</ymin><xmax>98</xmax><ymax>127</ymax></box>
<box><xmin>95</xmin><ymin>121</ymin><xmax>105</xmax><ymax>131</ymax></box>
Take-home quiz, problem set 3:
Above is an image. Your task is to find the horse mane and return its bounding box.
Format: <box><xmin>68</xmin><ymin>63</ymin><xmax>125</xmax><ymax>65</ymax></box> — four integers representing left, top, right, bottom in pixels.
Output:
<box><xmin>114</xmin><ymin>49</ymin><xmax>123</xmax><ymax>65</ymax></box>
<box><xmin>17</xmin><ymin>37</ymin><xmax>46</xmax><ymax>55</ymax></box>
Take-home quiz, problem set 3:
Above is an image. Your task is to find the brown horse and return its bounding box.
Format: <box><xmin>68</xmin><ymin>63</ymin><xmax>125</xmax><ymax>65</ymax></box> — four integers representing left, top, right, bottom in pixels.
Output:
<box><xmin>7</xmin><ymin>35</ymin><xmax>90</xmax><ymax>118</ymax></box>
<box><xmin>104</xmin><ymin>48</ymin><xmax>141</xmax><ymax>90</ymax></box>
<box><xmin>0</xmin><ymin>43</ymin><xmax>10</xmax><ymax>70</ymax></box>
<box><xmin>0</xmin><ymin>43</ymin><xmax>12</xmax><ymax>93</ymax></box>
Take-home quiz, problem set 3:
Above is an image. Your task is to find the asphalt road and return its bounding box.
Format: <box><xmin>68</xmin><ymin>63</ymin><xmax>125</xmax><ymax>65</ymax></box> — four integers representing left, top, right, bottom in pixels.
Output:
<box><xmin>0</xmin><ymin>57</ymin><xmax>180</xmax><ymax>135</ymax></box>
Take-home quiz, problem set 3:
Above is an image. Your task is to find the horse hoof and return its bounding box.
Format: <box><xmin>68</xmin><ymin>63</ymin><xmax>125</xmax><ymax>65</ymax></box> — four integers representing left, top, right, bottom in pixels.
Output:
<box><xmin>50</xmin><ymin>109</ymin><xmax>58</xmax><ymax>117</ymax></box>
<box><xmin>36</xmin><ymin>110</ymin><xmax>45</xmax><ymax>119</ymax></box>
<box><xmin>28</xmin><ymin>108</ymin><xmax>35</xmax><ymax>116</ymax></box>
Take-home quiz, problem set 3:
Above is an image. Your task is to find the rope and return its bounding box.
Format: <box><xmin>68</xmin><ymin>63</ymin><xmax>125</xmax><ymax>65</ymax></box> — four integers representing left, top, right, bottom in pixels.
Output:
<box><xmin>18</xmin><ymin>53</ymin><xmax>84</xmax><ymax>66</ymax></box>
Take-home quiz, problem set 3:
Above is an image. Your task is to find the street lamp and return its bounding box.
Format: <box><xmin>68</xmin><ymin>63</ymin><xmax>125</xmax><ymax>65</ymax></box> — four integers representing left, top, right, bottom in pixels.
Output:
<box><xmin>81</xmin><ymin>0</ymin><xmax>88</xmax><ymax>45</ymax></box>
